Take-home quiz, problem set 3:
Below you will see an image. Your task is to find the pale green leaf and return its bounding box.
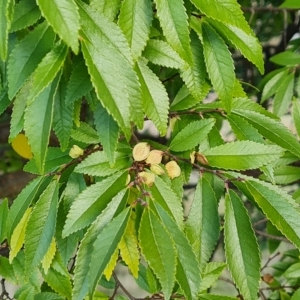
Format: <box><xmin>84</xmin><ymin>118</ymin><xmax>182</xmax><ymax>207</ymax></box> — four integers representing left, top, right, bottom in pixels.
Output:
<box><xmin>198</xmin><ymin>20</ymin><xmax>235</xmax><ymax>111</ymax></box>
<box><xmin>271</xmin><ymin>166</ymin><xmax>300</xmax><ymax>185</ymax></box>
<box><xmin>270</xmin><ymin>51</ymin><xmax>300</xmax><ymax>66</ymax></box>
<box><xmin>224</xmin><ymin>190</ymin><xmax>260</xmax><ymax>300</ymax></box>
<box><xmin>119</xmin><ymin>212</ymin><xmax>139</xmax><ymax>278</ymax></box>
<box><xmin>185</xmin><ymin>175</ymin><xmax>220</xmax><ymax>269</ymax></box>
<box><xmin>155</xmin><ymin>203</ymin><xmax>201</xmax><ymax>300</ymax></box>
<box><xmin>199</xmin><ymin>295</ymin><xmax>238</xmax><ymax>300</ymax></box>
<box><xmin>65</xmin><ymin>59</ymin><xmax>93</xmax><ymax>106</ymax></box>
<box><xmin>90</xmin><ymin>0</ymin><xmax>121</xmax><ymax>21</ymax></box>
<box><xmin>227</xmin><ymin>114</ymin><xmax>264</xmax><ymax>143</ymax></box>
<box><xmin>34</xmin><ymin>292</ymin><xmax>65</xmax><ymax>300</ymax></box>
<box><xmin>181</xmin><ymin>31</ymin><xmax>209</xmax><ymax>99</ymax></box>
<box><xmin>103</xmin><ymin>248</ymin><xmax>118</xmax><ymax>280</ymax></box>
<box><xmin>118</xmin><ymin>0</ymin><xmax>152</xmax><ymax>61</ymax></box>
<box><xmin>0</xmin><ymin>198</ymin><xmax>8</xmax><ymax>243</ymax></box>
<box><xmin>94</xmin><ymin>101</ymin><xmax>119</xmax><ymax>165</ymax></box>
<box><xmin>170</xmin><ymin>119</ymin><xmax>215</xmax><ymax>152</ymax></box>
<box><xmin>24</xmin><ymin>75</ymin><xmax>60</xmax><ymax>174</ymax></box>
<box><xmin>9</xmin><ymin>207</ymin><xmax>32</xmax><ymax>263</ymax></box>
<box><xmin>151</xmin><ymin>175</ymin><xmax>184</xmax><ymax>229</ymax></box>
<box><xmin>199</xmin><ymin>262</ymin><xmax>227</xmax><ymax>292</ymax></box>
<box><xmin>243</xmin><ymin>179</ymin><xmax>300</xmax><ymax>249</ymax></box>
<box><xmin>0</xmin><ymin>256</ymin><xmax>17</xmax><ymax>284</ymax></box>
<box><xmin>71</xmin><ymin>122</ymin><xmax>100</xmax><ymax>144</ymax></box>
<box><xmin>53</xmin><ymin>78</ymin><xmax>73</xmax><ymax>151</ymax></box>
<box><xmin>135</xmin><ymin>58</ymin><xmax>169</xmax><ymax>135</ymax></box>
<box><xmin>89</xmin><ymin>208</ymin><xmax>131</xmax><ymax>297</ymax></box>
<box><xmin>232</xmin><ymin>109</ymin><xmax>300</xmax><ymax>158</ymax></box>
<box><xmin>42</xmin><ymin>238</ymin><xmax>56</xmax><ymax>275</ymax></box>
<box><xmin>36</xmin><ymin>0</ymin><xmax>79</xmax><ymax>53</ymax></box>
<box><xmin>42</xmin><ymin>268</ymin><xmax>72</xmax><ymax>299</ymax></box>
<box><xmin>25</xmin><ymin>180</ymin><xmax>58</xmax><ymax>276</ymax></box>
<box><xmin>139</xmin><ymin>208</ymin><xmax>176</xmax><ymax>300</ymax></box>
<box><xmin>273</xmin><ymin>72</ymin><xmax>294</xmax><ymax>116</ymax></box>
<box><xmin>63</xmin><ymin>171</ymin><xmax>128</xmax><ymax>237</ymax></box>
<box><xmin>72</xmin><ymin>190</ymin><xmax>127</xmax><ymax>300</ymax></box>
<box><xmin>261</xmin><ymin>68</ymin><xmax>289</xmax><ymax>102</ymax></box>
<box><xmin>293</xmin><ymin>99</ymin><xmax>300</xmax><ymax>137</ymax></box>
<box><xmin>6</xmin><ymin>176</ymin><xmax>45</xmax><ymax>241</ymax></box>
<box><xmin>74</xmin><ymin>151</ymin><xmax>130</xmax><ymax>177</ymax></box>
<box><xmin>285</xmin><ymin>263</ymin><xmax>300</xmax><ymax>279</ymax></box>
<box><xmin>8</xmin><ymin>22</ymin><xmax>55</xmax><ymax>99</ymax></box>
<box><xmin>233</xmin><ymin>79</ymin><xmax>247</xmax><ymax>98</ymax></box>
<box><xmin>29</xmin><ymin>42</ymin><xmax>67</xmax><ymax>102</ymax></box>
<box><xmin>0</xmin><ymin>0</ymin><xmax>12</xmax><ymax>61</ymax></box>
<box><xmin>207</xmin><ymin>18</ymin><xmax>264</xmax><ymax>74</ymax></box>
<box><xmin>291</xmin><ymin>289</ymin><xmax>300</xmax><ymax>300</ymax></box>
<box><xmin>203</xmin><ymin>141</ymin><xmax>283</xmax><ymax>170</ymax></box>
<box><xmin>143</xmin><ymin>39</ymin><xmax>184</xmax><ymax>69</ymax></box>
<box><xmin>154</xmin><ymin>0</ymin><xmax>192</xmax><ymax>63</ymax></box>
<box><xmin>18</xmin><ymin>285</ymin><xmax>35</xmax><ymax>300</ymax></box>
<box><xmin>191</xmin><ymin>0</ymin><xmax>253</xmax><ymax>35</ymax></box>
<box><xmin>10</xmin><ymin>0</ymin><xmax>41</xmax><ymax>32</ymax></box>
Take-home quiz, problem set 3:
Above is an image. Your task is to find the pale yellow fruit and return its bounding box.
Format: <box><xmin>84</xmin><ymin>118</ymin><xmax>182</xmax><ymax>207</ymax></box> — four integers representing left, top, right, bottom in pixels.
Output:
<box><xmin>146</xmin><ymin>150</ymin><xmax>163</xmax><ymax>165</ymax></box>
<box><xmin>190</xmin><ymin>151</ymin><xmax>196</xmax><ymax>164</ymax></box>
<box><xmin>196</xmin><ymin>152</ymin><xmax>209</xmax><ymax>165</ymax></box>
<box><xmin>132</xmin><ymin>142</ymin><xmax>150</xmax><ymax>161</ymax></box>
<box><xmin>150</xmin><ymin>164</ymin><xmax>165</xmax><ymax>175</ymax></box>
<box><xmin>139</xmin><ymin>171</ymin><xmax>155</xmax><ymax>187</ymax></box>
<box><xmin>165</xmin><ymin>161</ymin><xmax>181</xmax><ymax>179</ymax></box>
<box><xmin>69</xmin><ymin>145</ymin><xmax>84</xmax><ymax>158</ymax></box>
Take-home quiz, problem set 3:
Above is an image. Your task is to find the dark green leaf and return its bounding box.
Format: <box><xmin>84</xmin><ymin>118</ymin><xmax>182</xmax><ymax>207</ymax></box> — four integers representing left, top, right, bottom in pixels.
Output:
<box><xmin>0</xmin><ymin>198</ymin><xmax>8</xmax><ymax>243</ymax></box>
<box><xmin>270</xmin><ymin>51</ymin><xmax>300</xmax><ymax>66</ymax></box>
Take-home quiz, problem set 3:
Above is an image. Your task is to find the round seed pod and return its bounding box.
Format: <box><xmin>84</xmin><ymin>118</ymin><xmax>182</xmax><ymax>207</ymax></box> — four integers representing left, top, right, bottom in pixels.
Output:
<box><xmin>132</xmin><ymin>142</ymin><xmax>150</xmax><ymax>161</ymax></box>
<box><xmin>165</xmin><ymin>161</ymin><xmax>181</xmax><ymax>179</ymax></box>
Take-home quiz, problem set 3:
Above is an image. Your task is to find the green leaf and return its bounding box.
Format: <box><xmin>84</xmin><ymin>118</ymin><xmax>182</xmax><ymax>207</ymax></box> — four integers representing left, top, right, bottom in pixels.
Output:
<box><xmin>0</xmin><ymin>199</ymin><xmax>8</xmax><ymax>243</ymax></box>
<box><xmin>270</xmin><ymin>51</ymin><xmax>300</xmax><ymax>66</ymax></box>
<box><xmin>203</xmin><ymin>141</ymin><xmax>282</xmax><ymax>170</ymax></box>
<box><xmin>29</xmin><ymin>42</ymin><xmax>68</xmax><ymax>102</ymax></box>
<box><xmin>73</xmin><ymin>190</ymin><xmax>127</xmax><ymax>300</ymax></box>
<box><xmin>34</xmin><ymin>292</ymin><xmax>65</xmax><ymax>300</ymax></box>
<box><xmin>24</xmin><ymin>75</ymin><xmax>60</xmax><ymax>174</ymax></box>
<box><xmin>0</xmin><ymin>256</ymin><xmax>17</xmax><ymax>284</ymax></box>
<box><xmin>8</xmin><ymin>22</ymin><xmax>55</xmax><ymax>99</ymax></box>
<box><xmin>75</xmin><ymin>151</ymin><xmax>130</xmax><ymax>177</ymax></box>
<box><xmin>191</xmin><ymin>0</ymin><xmax>253</xmax><ymax>35</ymax></box>
<box><xmin>118</xmin><ymin>0</ymin><xmax>153</xmax><ymax>61</ymax></box>
<box><xmin>224</xmin><ymin>190</ymin><xmax>260</xmax><ymax>300</ymax></box>
<box><xmin>25</xmin><ymin>180</ymin><xmax>58</xmax><ymax>276</ymax></box>
<box><xmin>143</xmin><ymin>39</ymin><xmax>184</xmax><ymax>69</ymax></box>
<box><xmin>244</xmin><ymin>179</ymin><xmax>300</xmax><ymax>249</ymax></box>
<box><xmin>154</xmin><ymin>0</ymin><xmax>192</xmax><ymax>63</ymax></box>
<box><xmin>207</xmin><ymin>18</ymin><xmax>264</xmax><ymax>74</ymax></box>
<box><xmin>71</xmin><ymin>122</ymin><xmax>100</xmax><ymax>144</ymax></box>
<box><xmin>151</xmin><ymin>175</ymin><xmax>184</xmax><ymax>229</ymax></box>
<box><xmin>170</xmin><ymin>84</ymin><xmax>199</xmax><ymax>111</ymax></box>
<box><xmin>139</xmin><ymin>208</ymin><xmax>176</xmax><ymax>300</ymax></box>
<box><xmin>261</xmin><ymin>68</ymin><xmax>289</xmax><ymax>102</ymax></box>
<box><xmin>285</xmin><ymin>262</ymin><xmax>300</xmax><ymax>279</ymax></box>
<box><xmin>170</xmin><ymin>119</ymin><xmax>215</xmax><ymax>152</ymax></box>
<box><xmin>0</xmin><ymin>0</ymin><xmax>12</xmax><ymax>61</ymax></box>
<box><xmin>273</xmin><ymin>72</ymin><xmax>294</xmax><ymax>116</ymax></box>
<box><xmin>185</xmin><ymin>175</ymin><xmax>220</xmax><ymax>269</ymax></box>
<box><xmin>232</xmin><ymin>109</ymin><xmax>300</xmax><ymax>158</ymax></box>
<box><xmin>135</xmin><ymin>58</ymin><xmax>169</xmax><ymax>136</ymax></box>
<box><xmin>280</xmin><ymin>0</ymin><xmax>300</xmax><ymax>8</ymax></box>
<box><xmin>227</xmin><ymin>114</ymin><xmax>264</xmax><ymax>143</ymax></box>
<box><xmin>42</xmin><ymin>268</ymin><xmax>72</xmax><ymax>299</ymax></box>
<box><xmin>199</xmin><ymin>262</ymin><xmax>227</xmax><ymax>292</ymax></box>
<box><xmin>53</xmin><ymin>77</ymin><xmax>73</xmax><ymax>151</ymax></box>
<box><xmin>90</xmin><ymin>0</ymin><xmax>121</xmax><ymax>21</ymax></box>
<box><xmin>36</xmin><ymin>0</ymin><xmax>79</xmax><ymax>53</ymax></box>
<box><xmin>199</xmin><ymin>295</ymin><xmax>238</xmax><ymax>300</ymax></box>
<box><xmin>94</xmin><ymin>101</ymin><xmax>119</xmax><ymax>165</ymax></box>
<box><xmin>271</xmin><ymin>166</ymin><xmax>300</xmax><ymax>185</ymax></box>
<box><xmin>181</xmin><ymin>31</ymin><xmax>209</xmax><ymax>99</ymax></box>
<box><xmin>196</xmin><ymin>20</ymin><xmax>235</xmax><ymax>111</ymax></box>
<box><xmin>89</xmin><ymin>208</ymin><xmax>131</xmax><ymax>297</ymax></box>
<box><xmin>65</xmin><ymin>59</ymin><xmax>93</xmax><ymax>106</ymax></box>
<box><xmin>6</xmin><ymin>176</ymin><xmax>45</xmax><ymax>241</ymax></box>
<box><xmin>63</xmin><ymin>171</ymin><xmax>128</xmax><ymax>237</ymax></box>
<box><xmin>10</xmin><ymin>0</ymin><xmax>41</xmax><ymax>32</ymax></box>
<box><xmin>155</xmin><ymin>202</ymin><xmax>201</xmax><ymax>300</ymax></box>
<box><xmin>293</xmin><ymin>99</ymin><xmax>300</xmax><ymax>137</ymax></box>
<box><xmin>291</xmin><ymin>289</ymin><xmax>300</xmax><ymax>300</ymax></box>
<box><xmin>0</xmin><ymin>89</ymin><xmax>10</xmax><ymax>115</ymax></box>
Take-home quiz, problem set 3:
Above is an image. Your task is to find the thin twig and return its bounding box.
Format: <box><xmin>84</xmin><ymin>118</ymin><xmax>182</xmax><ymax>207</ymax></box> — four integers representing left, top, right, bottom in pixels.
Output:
<box><xmin>112</xmin><ymin>272</ymin><xmax>137</xmax><ymax>300</ymax></box>
<box><xmin>255</xmin><ymin>230</ymin><xmax>289</xmax><ymax>242</ymax></box>
<box><xmin>253</xmin><ymin>218</ymin><xmax>268</xmax><ymax>227</ymax></box>
<box><xmin>261</xmin><ymin>251</ymin><xmax>280</xmax><ymax>272</ymax></box>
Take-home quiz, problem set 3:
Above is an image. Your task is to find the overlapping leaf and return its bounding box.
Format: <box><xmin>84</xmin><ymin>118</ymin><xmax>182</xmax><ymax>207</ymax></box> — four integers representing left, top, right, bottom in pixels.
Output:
<box><xmin>203</xmin><ymin>141</ymin><xmax>283</xmax><ymax>170</ymax></box>
<box><xmin>293</xmin><ymin>99</ymin><xmax>300</xmax><ymax>137</ymax></box>
<box><xmin>0</xmin><ymin>0</ymin><xmax>12</xmax><ymax>60</ymax></box>
<box><xmin>0</xmin><ymin>198</ymin><xmax>8</xmax><ymax>243</ymax></box>
<box><xmin>90</xmin><ymin>0</ymin><xmax>121</xmax><ymax>21</ymax></box>
<box><xmin>36</xmin><ymin>0</ymin><xmax>79</xmax><ymax>53</ymax></box>
<box><xmin>224</xmin><ymin>190</ymin><xmax>260</xmax><ymax>300</ymax></box>
<box><xmin>118</xmin><ymin>0</ymin><xmax>153</xmax><ymax>61</ymax></box>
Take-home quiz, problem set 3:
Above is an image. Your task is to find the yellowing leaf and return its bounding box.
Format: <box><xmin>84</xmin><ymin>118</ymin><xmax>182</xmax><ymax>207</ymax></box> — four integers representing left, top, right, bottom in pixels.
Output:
<box><xmin>42</xmin><ymin>237</ymin><xmax>57</xmax><ymax>274</ymax></box>
<box><xmin>9</xmin><ymin>207</ymin><xmax>32</xmax><ymax>263</ymax></box>
<box><xmin>119</xmin><ymin>212</ymin><xmax>139</xmax><ymax>278</ymax></box>
<box><xmin>11</xmin><ymin>133</ymin><xmax>33</xmax><ymax>159</ymax></box>
<box><xmin>103</xmin><ymin>248</ymin><xmax>119</xmax><ymax>280</ymax></box>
